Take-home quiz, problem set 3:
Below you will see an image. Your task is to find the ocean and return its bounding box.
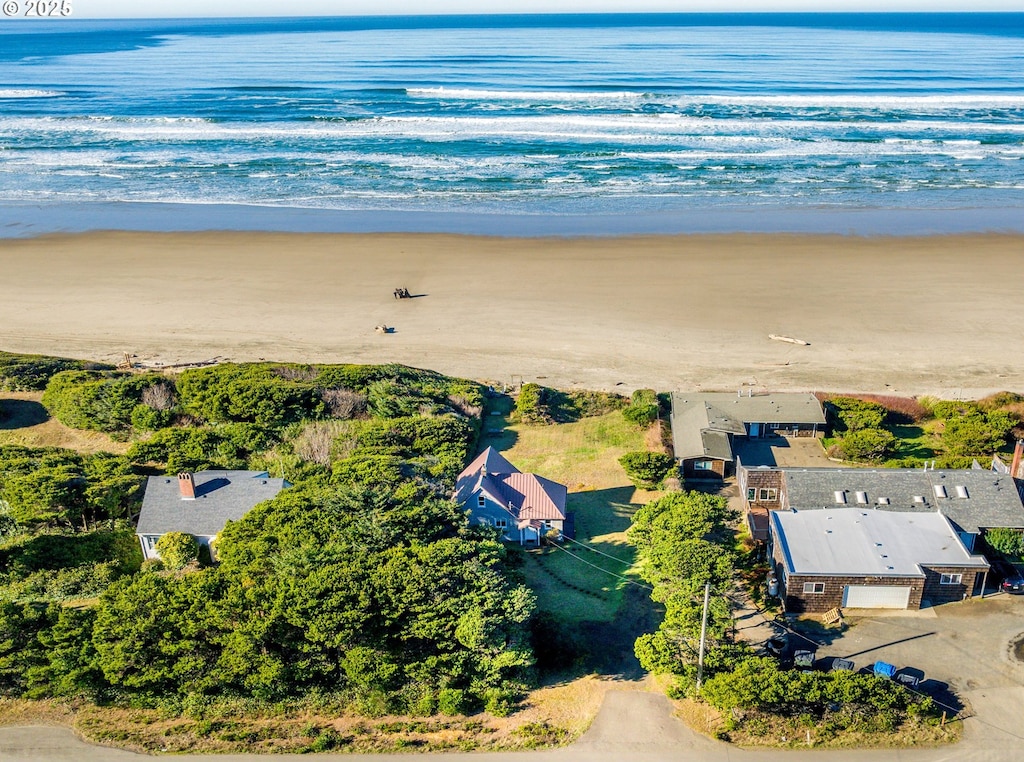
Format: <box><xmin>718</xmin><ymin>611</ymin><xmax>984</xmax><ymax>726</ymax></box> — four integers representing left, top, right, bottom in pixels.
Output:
<box><xmin>0</xmin><ymin>13</ymin><xmax>1023</xmax><ymax>236</ymax></box>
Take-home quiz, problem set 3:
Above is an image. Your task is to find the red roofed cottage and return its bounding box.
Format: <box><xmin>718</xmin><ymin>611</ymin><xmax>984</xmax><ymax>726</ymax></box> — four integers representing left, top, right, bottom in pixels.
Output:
<box><xmin>454</xmin><ymin>447</ymin><xmax>571</xmax><ymax>544</ymax></box>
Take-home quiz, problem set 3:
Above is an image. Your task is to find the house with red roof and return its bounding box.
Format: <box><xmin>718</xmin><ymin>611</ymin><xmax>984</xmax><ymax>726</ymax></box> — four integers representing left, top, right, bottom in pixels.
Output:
<box><xmin>454</xmin><ymin>447</ymin><xmax>572</xmax><ymax>544</ymax></box>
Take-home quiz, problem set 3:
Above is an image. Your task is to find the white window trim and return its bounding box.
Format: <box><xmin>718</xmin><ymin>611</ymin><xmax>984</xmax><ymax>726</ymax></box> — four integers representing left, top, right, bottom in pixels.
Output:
<box><xmin>940</xmin><ymin>573</ymin><xmax>962</xmax><ymax>585</ymax></box>
<box><xmin>477</xmin><ymin>494</ymin><xmax>486</xmax><ymax>507</ymax></box>
<box><xmin>694</xmin><ymin>460</ymin><xmax>715</xmax><ymax>471</ymax></box>
<box><xmin>803</xmin><ymin>582</ymin><xmax>825</xmax><ymax>594</ymax></box>
<box><xmin>494</xmin><ymin>518</ymin><xmax>507</xmax><ymax>528</ymax></box>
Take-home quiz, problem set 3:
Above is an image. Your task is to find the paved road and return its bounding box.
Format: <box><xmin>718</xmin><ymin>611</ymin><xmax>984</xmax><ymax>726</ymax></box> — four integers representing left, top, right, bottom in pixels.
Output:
<box><xmin>1</xmin><ymin>689</ymin><xmax>1022</xmax><ymax>762</ymax></box>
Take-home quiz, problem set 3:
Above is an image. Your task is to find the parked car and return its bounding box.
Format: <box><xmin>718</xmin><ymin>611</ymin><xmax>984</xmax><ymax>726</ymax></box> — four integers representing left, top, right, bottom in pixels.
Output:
<box><xmin>1000</xmin><ymin>565</ymin><xmax>1024</xmax><ymax>594</ymax></box>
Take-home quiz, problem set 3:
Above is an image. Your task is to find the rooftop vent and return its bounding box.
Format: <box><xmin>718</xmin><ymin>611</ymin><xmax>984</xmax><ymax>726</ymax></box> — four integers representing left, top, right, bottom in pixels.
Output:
<box><xmin>834</xmin><ymin>490</ymin><xmax>847</xmax><ymax>504</ymax></box>
<box><xmin>913</xmin><ymin>495</ymin><xmax>926</xmax><ymax>504</ymax></box>
<box><xmin>955</xmin><ymin>485</ymin><xmax>970</xmax><ymax>499</ymax></box>
<box><xmin>877</xmin><ymin>497</ymin><xmax>891</xmax><ymax>505</ymax></box>
<box><xmin>933</xmin><ymin>485</ymin><xmax>948</xmax><ymax>499</ymax></box>
<box><xmin>855</xmin><ymin>491</ymin><xmax>868</xmax><ymax>504</ymax></box>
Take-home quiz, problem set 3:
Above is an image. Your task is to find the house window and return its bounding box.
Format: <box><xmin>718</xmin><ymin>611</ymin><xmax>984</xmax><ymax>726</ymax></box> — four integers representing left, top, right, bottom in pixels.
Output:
<box><xmin>940</xmin><ymin>573</ymin><xmax>962</xmax><ymax>585</ymax></box>
<box><xmin>803</xmin><ymin>582</ymin><xmax>825</xmax><ymax>594</ymax></box>
<box><xmin>144</xmin><ymin>535</ymin><xmax>156</xmax><ymax>551</ymax></box>
<box><xmin>494</xmin><ymin>518</ymin><xmax>507</xmax><ymax>529</ymax></box>
<box><xmin>746</xmin><ymin>488</ymin><xmax>756</xmax><ymax>501</ymax></box>
<box><xmin>758</xmin><ymin>488</ymin><xmax>778</xmax><ymax>501</ymax></box>
<box><xmin>477</xmin><ymin>495</ymin><xmax>486</xmax><ymax>508</ymax></box>
<box><xmin>694</xmin><ymin>460</ymin><xmax>715</xmax><ymax>471</ymax></box>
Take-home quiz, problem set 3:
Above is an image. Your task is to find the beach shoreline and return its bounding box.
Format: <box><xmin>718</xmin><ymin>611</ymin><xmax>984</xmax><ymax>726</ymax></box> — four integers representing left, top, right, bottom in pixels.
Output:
<box><xmin>3</xmin><ymin>202</ymin><xmax>1024</xmax><ymax>239</ymax></box>
<box><xmin>2</xmin><ymin>229</ymin><xmax>1022</xmax><ymax>398</ymax></box>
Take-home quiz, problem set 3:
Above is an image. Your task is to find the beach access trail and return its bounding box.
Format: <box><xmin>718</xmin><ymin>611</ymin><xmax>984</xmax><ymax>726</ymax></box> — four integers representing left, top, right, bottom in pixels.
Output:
<box><xmin>0</xmin><ymin>231</ymin><xmax>1022</xmax><ymax>398</ymax></box>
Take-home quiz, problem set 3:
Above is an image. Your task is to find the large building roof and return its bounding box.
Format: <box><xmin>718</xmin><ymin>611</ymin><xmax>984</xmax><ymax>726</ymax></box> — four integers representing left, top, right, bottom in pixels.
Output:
<box><xmin>455</xmin><ymin>446</ymin><xmax>567</xmax><ymax>521</ymax></box>
<box><xmin>771</xmin><ymin>508</ymin><xmax>990</xmax><ymax>578</ymax></box>
<box><xmin>780</xmin><ymin>467</ymin><xmax>1024</xmax><ymax>535</ymax></box>
<box><xmin>137</xmin><ymin>470</ymin><xmax>288</xmax><ymax>537</ymax></box>
<box><xmin>670</xmin><ymin>392</ymin><xmax>825</xmax><ymax>461</ymax></box>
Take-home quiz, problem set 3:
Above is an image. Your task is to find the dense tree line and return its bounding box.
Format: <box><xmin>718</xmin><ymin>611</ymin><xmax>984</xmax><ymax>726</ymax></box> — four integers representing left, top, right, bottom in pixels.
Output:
<box><xmin>630</xmin><ymin>491</ymin><xmax>939</xmax><ymax>737</ymax></box>
<box><xmin>0</xmin><ymin>484</ymin><xmax>535</xmax><ymax>714</ymax></box>
<box><xmin>1</xmin><ymin>359</ymin><xmax>541</xmax><ymax>717</ymax></box>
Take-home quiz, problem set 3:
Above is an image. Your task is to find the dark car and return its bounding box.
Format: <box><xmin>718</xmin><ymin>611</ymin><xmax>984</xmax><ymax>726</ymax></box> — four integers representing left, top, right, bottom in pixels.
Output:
<box><xmin>1000</xmin><ymin>567</ymin><xmax>1024</xmax><ymax>594</ymax></box>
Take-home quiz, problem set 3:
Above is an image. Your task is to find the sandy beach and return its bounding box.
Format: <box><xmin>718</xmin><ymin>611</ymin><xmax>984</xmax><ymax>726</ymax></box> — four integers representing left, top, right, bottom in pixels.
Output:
<box><xmin>0</xmin><ymin>230</ymin><xmax>1022</xmax><ymax>397</ymax></box>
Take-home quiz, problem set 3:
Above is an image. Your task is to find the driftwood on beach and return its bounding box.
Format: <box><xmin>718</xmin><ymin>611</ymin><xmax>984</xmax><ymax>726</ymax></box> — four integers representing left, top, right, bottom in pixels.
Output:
<box><xmin>769</xmin><ymin>334</ymin><xmax>810</xmax><ymax>346</ymax></box>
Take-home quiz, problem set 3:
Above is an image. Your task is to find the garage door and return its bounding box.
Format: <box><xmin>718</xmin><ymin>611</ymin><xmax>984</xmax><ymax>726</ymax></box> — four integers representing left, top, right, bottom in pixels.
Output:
<box><xmin>842</xmin><ymin>585</ymin><xmax>912</xmax><ymax>609</ymax></box>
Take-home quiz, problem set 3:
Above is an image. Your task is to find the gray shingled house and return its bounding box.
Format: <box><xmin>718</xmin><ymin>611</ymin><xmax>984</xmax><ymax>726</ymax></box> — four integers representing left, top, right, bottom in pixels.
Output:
<box><xmin>739</xmin><ymin>464</ymin><xmax>1024</xmax><ymax>551</ymax></box>
<box><xmin>771</xmin><ymin>508</ymin><xmax>990</xmax><ymax>612</ymax></box>
<box><xmin>136</xmin><ymin>471</ymin><xmax>289</xmax><ymax>561</ymax></box>
<box><xmin>454</xmin><ymin>447</ymin><xmax>571</xmax><ymax>544</ymax></box>
<box><xmin>670</xmin><ymin>392</ymin><xmax>826</xmax><ymax>481</ymax></box>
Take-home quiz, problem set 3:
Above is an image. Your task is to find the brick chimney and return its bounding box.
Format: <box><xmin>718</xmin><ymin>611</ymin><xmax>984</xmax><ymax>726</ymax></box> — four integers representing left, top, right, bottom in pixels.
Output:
<box><xmin>178</xmin><ymin>472</ymin><xmax>196</xmax><ymax>500</ymax></box>
<box><xmin>1011</xmin><ymin>440</ymin><xmax>1024</xmax><ymax>480</ymax></box>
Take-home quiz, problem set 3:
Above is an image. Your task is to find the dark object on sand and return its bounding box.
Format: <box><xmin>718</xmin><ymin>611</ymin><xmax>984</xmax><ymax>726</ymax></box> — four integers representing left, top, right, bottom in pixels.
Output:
<box><xmin>393</xmin><ymin>287</ymin><xmax>411</xmax><ymax>299</ymax></box>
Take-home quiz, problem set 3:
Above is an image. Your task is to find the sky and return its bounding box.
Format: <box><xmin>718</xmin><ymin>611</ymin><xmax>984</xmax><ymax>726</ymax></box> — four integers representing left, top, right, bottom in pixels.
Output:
<box><xmin>46</xmin><ymin>0</ymin><xmax>1024</xmax><ymax>19</ymax></box>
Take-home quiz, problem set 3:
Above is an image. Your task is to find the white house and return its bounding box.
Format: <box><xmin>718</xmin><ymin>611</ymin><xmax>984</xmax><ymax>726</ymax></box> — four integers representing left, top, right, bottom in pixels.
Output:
<box><xmin>136</xmin><ymin>470</ymin><xmax>289</xmax><ymax>561</ymax></box>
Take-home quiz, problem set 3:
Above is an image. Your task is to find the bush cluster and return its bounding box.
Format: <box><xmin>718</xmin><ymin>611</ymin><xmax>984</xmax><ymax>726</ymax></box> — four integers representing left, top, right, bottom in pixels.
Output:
<box><xmin>622</xmin><ymin>389</ymin><xmax>659</xmax><ymax>428</ymax></box>
<box><xmin>618</xmin><ymin>451</ymin><xmax>676</xmax><ymax>489</ymax></box>
<box><xmin>0</xmin><ymin>351</ymin><xmax>110</xmax><ymax>392</ymax></box>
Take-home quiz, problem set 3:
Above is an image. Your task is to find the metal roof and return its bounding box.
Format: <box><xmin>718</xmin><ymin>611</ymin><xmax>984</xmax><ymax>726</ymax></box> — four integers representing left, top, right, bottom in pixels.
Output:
<box><xmin>454</xmin><ymin>447</ymin><xmax>567</xmax><ymax>521</ymax></box>
<box><xmin>781</xmin><ymin>468</ymin><xmax>1024</xmax><ymax>535</ymax></box>
<box><xmin>136</xmin><ymin>470</ymin><xmax>289</xmax><ymax>537</ymax></box>
<box><xmin>771</xmin><ymin>509</ymin><xmax>990</xmax><ymax>578</ymax></box>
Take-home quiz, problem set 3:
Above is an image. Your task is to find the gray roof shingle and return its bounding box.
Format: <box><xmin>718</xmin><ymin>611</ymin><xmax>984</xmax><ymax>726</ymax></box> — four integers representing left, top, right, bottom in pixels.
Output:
<box><xmin>780</xmin><ymin>468</ymin><xmax>1024</xmax><ymax>535</ymax></box>
<box><xmin>670</xmin><ymin>392</ymin><xmax>825</xmax><ymax>461</ymax></box>
<box><xmin>136</xmin><ymin>470</ymin><xmax>289</xmax><ymax>537</ymax></box>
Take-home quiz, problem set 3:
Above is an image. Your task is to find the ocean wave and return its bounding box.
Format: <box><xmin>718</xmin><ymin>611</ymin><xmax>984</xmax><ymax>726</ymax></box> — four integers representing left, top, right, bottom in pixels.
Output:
<box><xmin>669</xmin><ymin>94</ymin><xmax>1024</xmax><ymax>109</ymax></box>
<box><xmin>0</xmin><ymin>89</ymin><xmax>65</xmax><ymax>99</ymax></box>
<box><xmin>3</xmin><ymin>114</ymin><xmax>1022</xmax><ymax>145</ymax></box>
<box><xmin>406</xmin><ymin>87</ymin><xmax>645</xmax><ymax>102</ymax></box>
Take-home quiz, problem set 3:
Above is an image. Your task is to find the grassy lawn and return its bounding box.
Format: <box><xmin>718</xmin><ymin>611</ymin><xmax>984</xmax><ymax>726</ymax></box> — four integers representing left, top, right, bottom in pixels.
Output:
<box><xmin>887</xmin><ymin>422</ymin><xmax>942</xmax><ymax>460</ymax></box>
<box><xmin>478</xmin><ymin>405</ymin><xmax>667</xmax><ymax>682</ymax></box>
<box><xmin>0</xmin><ymin>392</ymin><xmax>128</xmax><ymax>454</ymax></box>
<box><xmin>485</xmin><ymin>409</ymin><xmax>657</xmax><ymax>625</ymax></box>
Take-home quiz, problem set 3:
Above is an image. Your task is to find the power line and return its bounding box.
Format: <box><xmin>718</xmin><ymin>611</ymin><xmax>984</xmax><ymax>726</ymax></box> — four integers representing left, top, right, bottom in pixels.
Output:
<box><xmin>546</xmin><ymin>541</ymin><xmax>653</xmax><ymax>591</ymax></box>
<box><xmin>560</xmin><ymin>533</ymin><xmax>635</xmax><ymax>566</ymax></box>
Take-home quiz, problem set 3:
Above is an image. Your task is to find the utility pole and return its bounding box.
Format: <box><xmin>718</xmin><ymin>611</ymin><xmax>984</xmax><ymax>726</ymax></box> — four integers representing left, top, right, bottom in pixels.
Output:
<box><xmin>696</xmin><ymin>582</ymin><xmax>711</xmax><ymax>692</ymax></box>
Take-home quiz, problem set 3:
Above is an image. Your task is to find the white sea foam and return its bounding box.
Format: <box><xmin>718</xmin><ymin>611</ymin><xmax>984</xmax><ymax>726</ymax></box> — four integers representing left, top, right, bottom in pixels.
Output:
<box><xmin>668</xmin><ymin>94</ymin><xmax>1024</xmax><ymax>110</ymax></box>
<box><xmin>406</xmin><ymin>87</ymin><xmax>644</xmax><ymax>102</ymax></box>
<box><xmin>0</xmin><ymin>89</ymin><xmax>64</xmax><ymax>98</ymax></box>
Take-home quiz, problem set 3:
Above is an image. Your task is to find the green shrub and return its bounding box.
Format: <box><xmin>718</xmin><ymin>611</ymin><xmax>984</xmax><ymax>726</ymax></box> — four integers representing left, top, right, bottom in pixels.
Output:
<box><xmin>154</xmin><ymin>532</ymin><xmax>198</xmax><ymax>570</ymax></box>
<box><xmin>942</xmin><ymin>412</ymin><xmax>1015</xmax><ymax>456</ymax></box>
<box><xmin>513</xmin><ymin>383</ymin><xmax>550</xmax><ymax>424</ymax></box>
<box><xmin>826</xmin><ymin>396</ymin><xmax>887</xmax><ymax>432</ymax></box>
<box><xmin>0</xmin><ymin>351</ymin><xmax>109</xmax><ymax>392</ymax></box>
<box><xmin>837</xmin><ymin>428</ymin><xmax>897</xmax><ymax>461</ymax></box>
<box><xmin>618</xmin><ymin>451</ymin><xmax>676</xmax><ymax>489</ymax></box>
<box><xmin>622</xmin><ymin>388</ymin><xmax>659</xmax><ymax>427</ymax></box>
<box><xmin>437</xmin><ymin>688</ymin><xmax>467</xmax><ymax>716</ymax></box>
<box><xmin>42</xmin><ymin>371</ymin><xmax>168</xmax><ymax>434</ymax></box>
<box><xmin>483</xmin><ymin>688</ymin><xmax>516</xmax><ymax>717</ymax></box>
<box><xmin>985</xmin><ymin>528</ymin><xmax>1024</xmax><ymax>559</ymax></box>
